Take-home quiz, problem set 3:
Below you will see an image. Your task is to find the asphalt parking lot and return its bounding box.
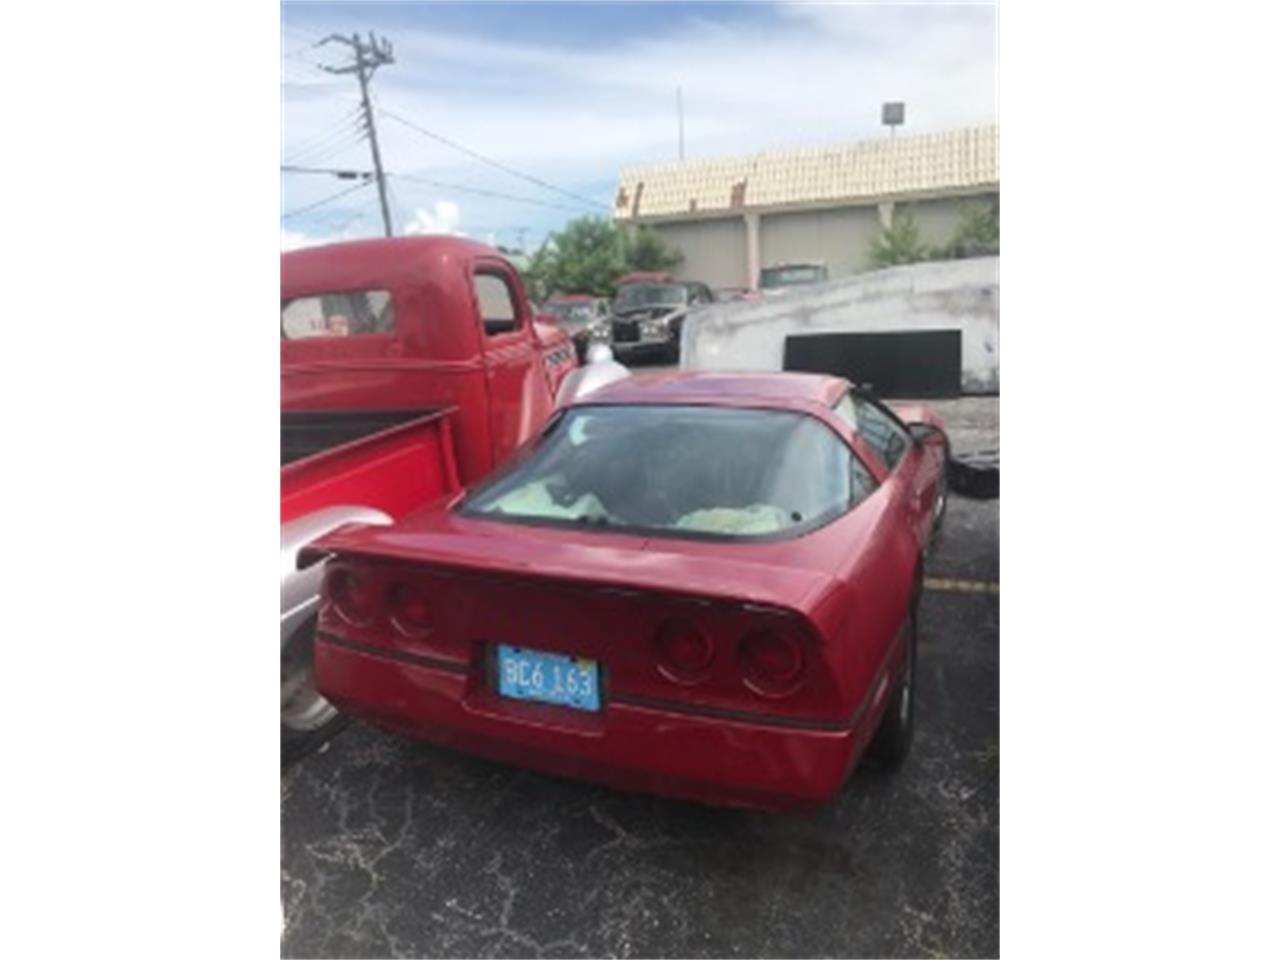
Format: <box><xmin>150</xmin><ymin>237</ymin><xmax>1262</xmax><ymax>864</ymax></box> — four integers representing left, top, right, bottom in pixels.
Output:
<box><xmin>281</xmin><ymin>390</ymin><xmax>999</xmax><ymax>959</ymax></box>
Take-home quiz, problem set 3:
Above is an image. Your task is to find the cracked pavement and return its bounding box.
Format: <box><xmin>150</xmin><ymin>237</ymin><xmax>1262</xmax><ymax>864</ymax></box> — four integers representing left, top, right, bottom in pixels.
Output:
<box><xmin>281</xmin><ymin>396</ymin><xmax>999</xmax><ymax>959</ymax></box>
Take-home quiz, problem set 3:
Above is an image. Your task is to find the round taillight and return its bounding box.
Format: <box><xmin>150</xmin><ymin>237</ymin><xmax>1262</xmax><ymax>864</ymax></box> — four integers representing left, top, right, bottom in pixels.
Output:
<box><xmin>389</xmin><ymin>582</ymin><xmax>431</xmax><ymax>637</ymax></box>
<box><xmin>740</xmin><ymin>630</ymin><xmax>804</xmax><ymax>694</ymax></box>
<box><xmin>654</xmin><ymin>619</ymin><xmax>714</xmax><ymax>683</ymax></box>
<box><xmin>328</xmin><ymin>569</ymin><xmax>378</xmax><ymax>625</ymax></box>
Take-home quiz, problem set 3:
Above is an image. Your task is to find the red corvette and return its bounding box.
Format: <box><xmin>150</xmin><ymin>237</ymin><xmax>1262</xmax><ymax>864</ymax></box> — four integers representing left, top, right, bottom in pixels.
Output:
<box><xmin>307</xmin><ymin>372</ymin><xmax>949</xmax><ymax>811</ymax></box>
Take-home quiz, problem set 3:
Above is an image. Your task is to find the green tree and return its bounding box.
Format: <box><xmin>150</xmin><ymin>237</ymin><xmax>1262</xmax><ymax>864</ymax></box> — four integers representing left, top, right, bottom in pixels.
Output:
<box><xmin>868</xmin><ymin>213</ymin><xmax>931</xmax><ymax>268</ymax></box>
<box><xmin>622</xmin><ymin>225</ymin><xmax>684</xmax><ymax>273</ymax></box>
<box><xmin>940</xmin><ymin>201</ymin><xmax>999</xmax><ymax>259</ymax></box>
<box><xmin>523</xmin><ymin>217</ymin><xmax>686</xmax><ymax>302</ymax></box>
<box><xmin>524</xmin><ymin>217</ymin><xmax>626</xmax><ymax>300</ymax></box>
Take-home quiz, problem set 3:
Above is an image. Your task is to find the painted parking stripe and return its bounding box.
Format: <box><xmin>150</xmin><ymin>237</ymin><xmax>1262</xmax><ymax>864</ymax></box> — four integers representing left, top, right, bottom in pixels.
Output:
<box><xmin>924</xmin><ymin>576</ymin><xmax>999</xmax><ymax>594</ymax></box>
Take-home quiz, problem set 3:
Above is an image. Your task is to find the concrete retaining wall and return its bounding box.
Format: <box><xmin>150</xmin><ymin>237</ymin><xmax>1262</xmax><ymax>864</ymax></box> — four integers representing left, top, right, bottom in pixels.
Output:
<box><xmin>680</xmin><ymin>256</ymin><xmax>999</xmax><ymax>394</ymax></box>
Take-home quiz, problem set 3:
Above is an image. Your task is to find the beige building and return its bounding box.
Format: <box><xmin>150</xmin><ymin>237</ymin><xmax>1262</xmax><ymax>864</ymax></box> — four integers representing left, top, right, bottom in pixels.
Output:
<box><xmin>613</xmin><ymin>124</ymin><xmax>998</xmax><ymax>290</ymax></box>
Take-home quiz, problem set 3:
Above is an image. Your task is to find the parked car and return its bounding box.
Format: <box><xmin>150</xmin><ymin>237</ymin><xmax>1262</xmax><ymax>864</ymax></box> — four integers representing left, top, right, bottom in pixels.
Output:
<box><xmin>540</xmin><ymin>293</ymin><xmax>612</xmax><ymax>361</ymax></box>
<box><xmin>760</xmin><ymin>261</ymin><xmax>829</xmax><ymax>294</ymax></box>
<box><xmin>714</xmin><ymin>286</ymin><xmax>762</xmax><ymax>303</ymax></box>
<box><xmin>610</xmin><ymin>278</ymin><xmax>714</xmax><ymax>363</ymax></box>
<box><xmin>301</xmin><ymin>372</ymin><xmax>950</xmax><ymax>810</ymax></box>
<box><xmin>280</xmin><ymin>236</ymin><xmax>579</xmax><ymax>762</ymax></box>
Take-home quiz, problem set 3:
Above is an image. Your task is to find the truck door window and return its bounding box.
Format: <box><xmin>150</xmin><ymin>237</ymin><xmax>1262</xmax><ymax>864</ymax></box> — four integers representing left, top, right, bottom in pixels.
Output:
<box><xmin>473</xmin><ymin>272</ymin><xmax>520</xmax><ymax>336</ymax></box>
<box><xmin>281</xmin><ymin>290</ymin><xmax>393</xmax><ymax>339</ymax></box>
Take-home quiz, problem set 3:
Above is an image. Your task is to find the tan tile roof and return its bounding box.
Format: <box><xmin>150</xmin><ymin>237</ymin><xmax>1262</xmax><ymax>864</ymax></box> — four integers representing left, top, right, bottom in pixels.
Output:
<box><xmin>614</xmin><ymin>125</ymin><xmax>998</xmax><ymax>221</ymax></box>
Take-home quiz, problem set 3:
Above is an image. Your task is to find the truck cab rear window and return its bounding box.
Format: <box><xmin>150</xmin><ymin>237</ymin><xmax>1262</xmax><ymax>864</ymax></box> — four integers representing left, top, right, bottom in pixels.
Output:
<box><xmin>281</xmin><ymin>290</ymin><xmax>394</xmax><ymax>339</ymax></box>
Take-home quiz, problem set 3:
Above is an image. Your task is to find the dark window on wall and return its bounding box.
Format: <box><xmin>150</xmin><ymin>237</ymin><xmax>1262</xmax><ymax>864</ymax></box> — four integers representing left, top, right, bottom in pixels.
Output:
<box><xmin>473</xmin><ymin>272</ymin><xmax>520</xmax><ymax>336</ymax></box>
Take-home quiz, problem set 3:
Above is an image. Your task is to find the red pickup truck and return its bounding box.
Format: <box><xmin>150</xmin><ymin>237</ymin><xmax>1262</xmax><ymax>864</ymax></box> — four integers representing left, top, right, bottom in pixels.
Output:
<box><xmin>281</xmin><ymin>236</ymin><xmax>579</xmax><ymax>760</ymax></box>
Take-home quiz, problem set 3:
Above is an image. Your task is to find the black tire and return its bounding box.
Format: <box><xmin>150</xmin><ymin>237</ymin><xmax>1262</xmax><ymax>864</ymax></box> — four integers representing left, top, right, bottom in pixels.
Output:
<box><xmin>282</xmin><ymin>715</ymin><xmax>349</xmax><ymax>766</ymax></box>
<box><xmin>932</xmin><ymin>438</ymin><xmax>951</xmax><ymax>538</ymax></box>
<box><xmin>866</xmin><ymin>587</ymin><xmax>919</xmax><ymax>770</ymax></box>
<box><xmin>281</xmin><ymin>617</ymin><xmax>349</xmax><ymax>765</ymax></box>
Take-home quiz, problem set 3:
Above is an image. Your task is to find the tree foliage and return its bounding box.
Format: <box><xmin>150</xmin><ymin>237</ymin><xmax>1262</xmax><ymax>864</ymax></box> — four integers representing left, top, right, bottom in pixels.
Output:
<box><xmin>940</xmin><ymin>201</ymin><xmax>999</xmax><ymax>259</ymax></box>
<box><xmin>868</xmin><ymin>213</ymin><xmax>931</xmax><ymax>268</ymax></box>
<box><xmin>866</xmin><ymin>201</ymin><xmax>1000</xmax><ymax>271</ymax></box>
<box><xmin>522</xmin><ymin>217</ymin><xmax>684</xmax><ymax>301</ymax></box>
<box><xmin>622</xmin><ymin>226</ymin><xmax>684</xmax><ymax>273</ymax></box>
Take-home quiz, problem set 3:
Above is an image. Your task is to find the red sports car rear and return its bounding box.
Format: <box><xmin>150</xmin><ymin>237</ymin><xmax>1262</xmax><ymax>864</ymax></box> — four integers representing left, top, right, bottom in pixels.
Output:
<box><xmin>307</xmin><ymin>373</ymin><xmax>946</xmax><ymax>811</ymax></box>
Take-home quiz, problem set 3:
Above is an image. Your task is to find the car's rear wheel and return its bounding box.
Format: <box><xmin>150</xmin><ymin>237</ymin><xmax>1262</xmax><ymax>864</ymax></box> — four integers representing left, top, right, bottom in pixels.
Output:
<box><xmin>866</xmin><ymin>588</ymin><xmax>919</xmax><ymax>770</ymax></box>
<box><xmin>281</xmin><ymin>617</ymin><xmax>348</xmax><ymax>764</ymax></box>
<box><xmin>932</xmin><ymin>438</ymin><xmax>951</xmax><ymax>536</ymax></box>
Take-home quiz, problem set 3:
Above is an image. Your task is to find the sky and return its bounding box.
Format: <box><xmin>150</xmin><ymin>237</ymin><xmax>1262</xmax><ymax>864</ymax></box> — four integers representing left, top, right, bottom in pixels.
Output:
<box><xmin>280</xmin><ymin>1</ymin><xmax>997</xmax><ymax>251</ymax></box>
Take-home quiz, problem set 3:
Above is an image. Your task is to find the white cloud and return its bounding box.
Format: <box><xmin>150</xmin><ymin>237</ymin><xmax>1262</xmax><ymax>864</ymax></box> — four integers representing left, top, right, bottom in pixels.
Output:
<box><xmin>282</xmin><ymin>4</ymin><xmax>996</xmax><ymax>234</ymax></box>
<box><xmin>403</xmin><ymin>201</ymin><xmax>464</xmax><ymax>236</ymax></box>
<box><xmin>280</xmin><ymin>223</ymin><xmax>377</xmax><ymax>252</ymax></box>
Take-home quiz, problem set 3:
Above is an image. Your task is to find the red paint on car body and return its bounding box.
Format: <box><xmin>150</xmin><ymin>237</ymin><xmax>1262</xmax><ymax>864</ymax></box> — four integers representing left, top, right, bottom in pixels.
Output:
<box><xmin>309</xmin><ymin>372</ymin><xmax>946</xmax><ymax>811</ymax></box>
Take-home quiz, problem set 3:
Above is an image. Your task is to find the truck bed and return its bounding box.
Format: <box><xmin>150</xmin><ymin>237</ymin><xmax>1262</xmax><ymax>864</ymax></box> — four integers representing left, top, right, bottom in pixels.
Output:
<box><xmin>281</xmin><ymin>408</ymin><xmax>442</xmax><ymax>466</ymax></box>
<box><xmin>281</xmin><ymin>410</ymin><xmax>461</xmax><ymax>525</ymax></box>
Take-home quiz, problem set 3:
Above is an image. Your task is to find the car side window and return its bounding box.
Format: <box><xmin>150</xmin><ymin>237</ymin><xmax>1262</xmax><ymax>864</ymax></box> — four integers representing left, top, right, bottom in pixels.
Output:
<box><xmin>833</xmin><ymin>391</ymin><xmax>911</xmax><ymax>471</ymax></box>
<box><xmin>473</xmin><ymin>271</ymin><xmax>520</xmax><ymax>336</ymax></box>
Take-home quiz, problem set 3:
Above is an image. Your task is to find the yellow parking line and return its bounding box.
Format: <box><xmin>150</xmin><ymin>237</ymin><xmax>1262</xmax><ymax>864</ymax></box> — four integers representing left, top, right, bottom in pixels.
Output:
<box><xmin>924</xmin><ymin>576</ymin><xmax>999</xmax><ymax>594</ymax></box>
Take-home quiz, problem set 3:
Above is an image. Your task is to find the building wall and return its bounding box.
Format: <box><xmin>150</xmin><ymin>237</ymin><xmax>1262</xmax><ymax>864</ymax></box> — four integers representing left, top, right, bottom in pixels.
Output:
<box><xmin>644</xmin><ymin>190</ymin><xmax>999</xmax><ymax>289</ymax></box>
<box><xmin>758</xmin><ymin>205</ymin><xmax>884</xmax><ymax>279</ymax></box>
<box><xmin>896</xmin><ymin>192</ymin><xmax>999</xmax><ymax>250</ymax></box>
<box><xmin>650</xmin><ymin>217</ymin><xmax>748</xmax><ymax>288</ymax></box>
<box><xmin>681</xmin><ymin>255</ymin><xmax>1000</xmax><ymax>394</ymax></box>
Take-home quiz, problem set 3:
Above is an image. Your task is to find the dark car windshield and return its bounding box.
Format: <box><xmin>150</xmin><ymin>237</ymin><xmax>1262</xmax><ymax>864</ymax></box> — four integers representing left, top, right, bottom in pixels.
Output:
<box><xmin>460</xmin><ymin>405</ymin><xmax>865</xmax><ymax>539</ymax></box>
<box><xmin>544</xmin><ymin>302</ymin><xmax>595</xmax><ymax>326</ymax></box>
<box><xmin>760</xmin><ymin>265</ymin><xmax>828</xmax><ymax>288</ymax></box>
<box><xmin>614</xmin><ymin>284</ymin><xmax>688</xmax><ymax>310</ymax></box>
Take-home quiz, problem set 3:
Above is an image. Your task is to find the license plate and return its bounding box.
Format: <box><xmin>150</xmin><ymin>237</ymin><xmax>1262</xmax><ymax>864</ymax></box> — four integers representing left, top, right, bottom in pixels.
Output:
<box><xmin>496</xmin><ymin>645</ymin><xmax>601</xmax><ymax>712</ymax></box>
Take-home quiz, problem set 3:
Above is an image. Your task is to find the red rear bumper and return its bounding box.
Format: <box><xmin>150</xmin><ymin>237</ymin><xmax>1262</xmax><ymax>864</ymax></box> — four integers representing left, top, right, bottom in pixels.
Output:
<box><xmin>315</xmin><ymin>636</ymin><xmax>862</xmax><ymax>812</ymax></box>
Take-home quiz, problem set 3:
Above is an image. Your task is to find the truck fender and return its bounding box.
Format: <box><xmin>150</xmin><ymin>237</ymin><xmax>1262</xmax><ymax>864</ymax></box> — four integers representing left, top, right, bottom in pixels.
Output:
<box><xmin>280</xmin><ymin>505</ymin><xmax>392</xmax><ymax>646</ymax></box>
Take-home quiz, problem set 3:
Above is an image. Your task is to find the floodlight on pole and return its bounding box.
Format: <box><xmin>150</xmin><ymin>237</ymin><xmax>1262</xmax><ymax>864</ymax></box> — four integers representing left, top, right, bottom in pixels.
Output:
<box><xmin>882</xmin><ymin>101</ymin><xmax>905</xmax><ymax>139</ymax></box>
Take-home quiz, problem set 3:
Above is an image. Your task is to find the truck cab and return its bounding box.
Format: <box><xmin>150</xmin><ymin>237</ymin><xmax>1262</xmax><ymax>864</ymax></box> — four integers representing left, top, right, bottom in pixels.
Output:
<box><xmin>282</xmin><ymin>236</ymin><xmax>576</xmax><ymax>484</ymax></box>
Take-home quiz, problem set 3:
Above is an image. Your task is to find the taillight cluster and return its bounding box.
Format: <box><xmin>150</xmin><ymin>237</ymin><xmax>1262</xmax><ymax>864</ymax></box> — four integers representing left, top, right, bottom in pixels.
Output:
<box><xmin>325</xmin><ymin>568</ymin><xmax>433</xmax><ymax>639</ymax></box>
<box><xmin>651</xmin><ymin>616</ymin><xmax>807</xmax><ymax>697</ymax></box>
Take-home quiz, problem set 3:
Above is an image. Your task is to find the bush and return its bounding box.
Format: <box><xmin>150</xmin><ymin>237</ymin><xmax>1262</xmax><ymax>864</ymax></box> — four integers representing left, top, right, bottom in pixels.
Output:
<box><xmin>939</xmin><ymin>201</ymin><xmax>999</xmax><ymax>259</ymax></box>
<box><xmin>868</xmin><ymin>214</ymin><xmax>931</xmax><ymax>268</ymax></box>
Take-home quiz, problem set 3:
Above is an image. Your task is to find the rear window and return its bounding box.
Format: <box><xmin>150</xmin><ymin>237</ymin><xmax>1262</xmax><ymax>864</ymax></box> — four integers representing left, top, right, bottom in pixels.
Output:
<box><xmin>281</xmin><ymin>289</ymin><xmax>394</xmax><ymax>339</ymax></box>
<box><xmin>461</xmin><ymin>405</ymin><xmax>873</xmax><ymax>540</ymax></box>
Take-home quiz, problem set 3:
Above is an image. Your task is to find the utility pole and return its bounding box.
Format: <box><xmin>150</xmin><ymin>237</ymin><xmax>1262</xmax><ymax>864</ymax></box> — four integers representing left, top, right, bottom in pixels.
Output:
<box><xmin>677</xmin><ymin>85</ymin><xmax>685</xmax><ymax>162</ymax></box>
<box><xmin>321</xmin><ymin>32</ymin><xmax>395</xmax><ymax>237</ymax></box>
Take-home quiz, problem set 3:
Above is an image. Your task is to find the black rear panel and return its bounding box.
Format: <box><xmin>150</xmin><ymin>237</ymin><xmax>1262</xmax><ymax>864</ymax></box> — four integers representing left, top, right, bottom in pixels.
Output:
<box><xmin>783</xmin><ymin>330</ymin><xmax>962</xmax><ymax>398</ymax></box>
<box><xmin>281</xmin><ymin>409</ymin><xmax>440</xmax><ymax>466</ymax></box>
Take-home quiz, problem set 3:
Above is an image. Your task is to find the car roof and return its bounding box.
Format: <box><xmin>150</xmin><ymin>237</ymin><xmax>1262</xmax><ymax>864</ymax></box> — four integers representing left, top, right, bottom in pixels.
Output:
<box><xmin>282</xmin><ymin>235</ymin><xmax>501</xmax><ymax>299</ymax></box>
<box><xmin>546</xmin><ymin>293</ymin><xmax>598</xmax><ymax>302</ymax></box>
<box><xmin>572</xmin><ymin>371</ymin><xmax>847</xmax><ymax>413</ymax></box>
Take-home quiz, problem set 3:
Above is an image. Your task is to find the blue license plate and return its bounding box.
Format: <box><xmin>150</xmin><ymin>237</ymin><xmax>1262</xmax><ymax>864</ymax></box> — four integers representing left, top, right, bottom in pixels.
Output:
<box><xmin>496</xmin><ymin>644</ymin><xmax>601</xmax><ymax>712</ymax></box>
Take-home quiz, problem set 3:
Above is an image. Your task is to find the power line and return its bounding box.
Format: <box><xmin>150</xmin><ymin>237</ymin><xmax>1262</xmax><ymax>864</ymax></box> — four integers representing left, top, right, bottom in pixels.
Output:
<box><xmin>283</xmin><ymin>110</ymin><xmax>366</xmax><ymax>165</ymax></box>
<box><xmin>378</xmin><ymin>108</ymin><xmax>610</xmax><ymax>211</ymax></box>
<box><xmin>290</xmin><ymin>132</ymin><xmax>368</xmax><ymax>167</ymax></box>
<box><xmin>388</xmin><ymin>173</ymin><xmax>598</xmax><ymax>213</ymax></box>
<box><xmin>281</xmin><ymin>180</ymin><xmax>372</xmax><ymax>220</ymax></box>
<box><xmin>281</xmin><ymin>164</ymin><xmax>373</xmax><ymax>179</ymax></box>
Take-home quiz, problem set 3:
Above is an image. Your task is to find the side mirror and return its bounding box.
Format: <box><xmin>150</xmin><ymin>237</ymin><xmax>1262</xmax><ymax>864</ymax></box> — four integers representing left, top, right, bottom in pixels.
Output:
<box><xmin>907</xmin><ymin>422</ymin><xmax>945</xmax><ymax>446</ymax></box>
